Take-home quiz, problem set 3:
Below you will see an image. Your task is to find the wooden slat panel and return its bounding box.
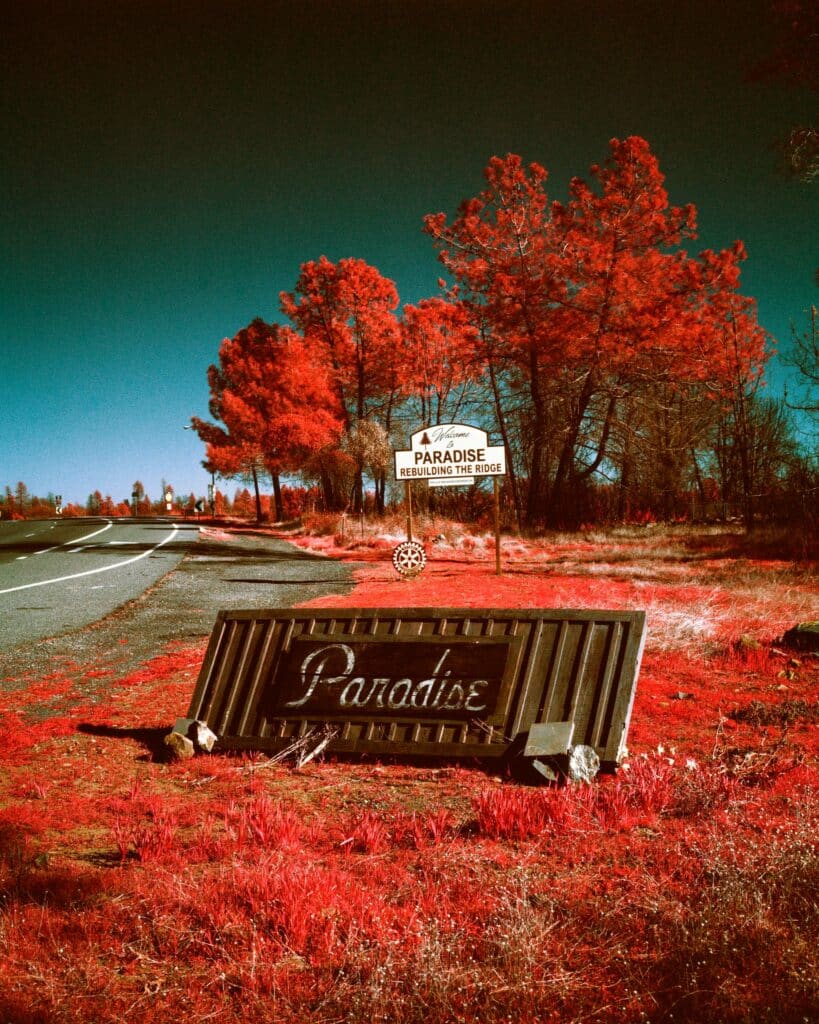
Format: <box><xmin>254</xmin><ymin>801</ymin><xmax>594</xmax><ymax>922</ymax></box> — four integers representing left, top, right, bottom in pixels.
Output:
<box><xmin>508</xmin><ymin>619</ymin><xmax>548</xmax><ymax>737</ymax></box>
<box><xmin>234</xmin><ymin>620</ymin><xmax>278</xmax><ymax>737</ymax></box>
<box><xmin>565</xmin><ymin>621</ymin><xmax>608</xmax><ymax>740</ymax></box>
<box><xmin>216</xmin><ymin>618</ymin><xmax>267</xmax><ymax>735</ymax></box>
<box><xmin>203</xmin><ymin>618</ymin><xmax>249</xmax><ymax>727</ymax></box>
<box><xmin>589</xmin><ymin>622</ymin><xmax>622</xmax><ymax>749</ymax></box>
<box><xmin>539</xmin><ymin>619</ymin><xmax>573</xmax><ymax>723</ymax></box>
<box><xmin>602</xmin><ymin>614</ymin><xmax>646</xmax><ymax>762</ymax></box>
<box><xmin>187</xmin><ymin>613</ymin><xmax>231</xmax><ymax>723</ymax></box>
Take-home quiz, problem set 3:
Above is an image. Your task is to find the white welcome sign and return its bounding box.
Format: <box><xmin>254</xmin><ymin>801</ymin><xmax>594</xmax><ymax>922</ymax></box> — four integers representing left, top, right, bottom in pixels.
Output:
<box><xmin>394</xmin><ymin>423</ymin><xmax>507</xmax><ymax>488</ymax></box>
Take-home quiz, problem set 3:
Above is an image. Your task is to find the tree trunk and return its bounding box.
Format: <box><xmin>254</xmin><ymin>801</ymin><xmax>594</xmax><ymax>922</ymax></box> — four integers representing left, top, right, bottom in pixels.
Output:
<box><xmin>251</xmin><ymin>465</ymin><xmax>262</xmax><ymax>523</ymax></box>
<box><xmin>374</xmin><ymin>471</ymin><xmax>386</xmax><ymax>515</ymax></box>
<box><xmin>272</xmin><ymin>472</ymin><xmax>283</xmax><ymax>522</ymax></box>
<box><xmin>617</xmin><ymin>411</ymin><xmax>634</xmax><ymax>522</ymax></box>
<box><xmin>689</xmin><ymin>448</ymin><xmax>706</xmax><ymax>522</ymax></box>
<box><xmin>319</xmin><ymin>467</ymin><xmax>333</xmax><ymax>511</ymax></box>
<box><xmin>487</xmin><ymin>357</ymin><xmax>522</xmax><ymax>531</ymax></box>
<box><xmin>735</xmin><ymin>391</ymin><xmax>755</xmax><ymax>530</ymax></box>
<box><xmin>525</xmin><ymin>347</ymin><xmax>550</xmax><ymax>528</ymax></box>
<box><xmin>547</xmin><ymin>371</ymin><xmax>596</xmax><ymax>528</ymax></box>
<box><xmin>352</xmin><ymin>468</ymin><xmax>364</xmax><ymax>515</ymax></box>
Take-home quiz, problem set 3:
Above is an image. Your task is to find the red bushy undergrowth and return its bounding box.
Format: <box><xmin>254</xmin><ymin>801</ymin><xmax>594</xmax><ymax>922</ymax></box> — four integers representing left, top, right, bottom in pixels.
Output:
<box><xmin>0</xmin><ymin>529</ymin><xmax>816</xmax><ymax>1023</ymax></box>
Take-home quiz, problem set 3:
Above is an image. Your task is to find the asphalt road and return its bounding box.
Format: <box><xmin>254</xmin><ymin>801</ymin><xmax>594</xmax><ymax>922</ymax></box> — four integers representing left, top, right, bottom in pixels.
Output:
<box><xmin>0</xmin><ymin>519</ymin><xmax>357</xmax><ymax>692</ymax></box>
<box><xmin>0</xmin><ymin>517</ymin><xmax>197</xmax><ymax>650</ymax></box>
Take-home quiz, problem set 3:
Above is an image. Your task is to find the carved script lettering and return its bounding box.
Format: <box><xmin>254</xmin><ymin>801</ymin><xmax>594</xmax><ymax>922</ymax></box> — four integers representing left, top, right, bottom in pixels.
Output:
<box><xmin>282</xmin><ymin>643</ymin><xmax>491</xmax><ymax>714</ymax></box>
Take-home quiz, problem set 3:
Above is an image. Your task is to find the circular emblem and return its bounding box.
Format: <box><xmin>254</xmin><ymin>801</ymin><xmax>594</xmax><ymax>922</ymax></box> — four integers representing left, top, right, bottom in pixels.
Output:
<box><xmin>392</xmin><ymin>540</ymin><xmax>427</xmax><ymax>577</ymax></box>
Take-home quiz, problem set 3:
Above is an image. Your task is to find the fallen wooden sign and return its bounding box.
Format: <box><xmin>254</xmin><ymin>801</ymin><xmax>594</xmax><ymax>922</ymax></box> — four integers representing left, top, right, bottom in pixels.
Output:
<box><xmin>171</xmin><ymin>607</ymin><xmax>646</xmax><ymax>779</ymax></box>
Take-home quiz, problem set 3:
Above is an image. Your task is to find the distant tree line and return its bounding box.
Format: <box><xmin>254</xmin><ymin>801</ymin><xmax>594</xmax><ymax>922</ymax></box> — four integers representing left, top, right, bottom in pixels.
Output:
<box><xmin>192</xmin><ymin>137</ymin><xmax>817</xmax><ymax>532</ymax></box>
<box><xmin>0</xmin><ymin>481</ymin><xmax>318</xmax><ymax>521</ymax></box>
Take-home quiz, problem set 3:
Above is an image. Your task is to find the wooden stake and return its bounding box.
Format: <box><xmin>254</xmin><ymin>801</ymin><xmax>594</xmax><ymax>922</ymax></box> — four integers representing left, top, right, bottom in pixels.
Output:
<box><xmin>494</xmin><ymin>476</ymin><xmax>502</xmax><ymax>576</ymax></box>
<box><xmin>405</xmin><ymin>480</ymin><xmax>413</xmax><ymax>542</ymax></box>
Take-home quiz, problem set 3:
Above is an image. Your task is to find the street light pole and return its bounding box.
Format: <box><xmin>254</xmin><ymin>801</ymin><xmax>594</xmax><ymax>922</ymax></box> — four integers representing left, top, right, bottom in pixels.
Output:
<box><xmin>184</xmin><ymin>424</ymin><xmax>216</xmax><ymax>517</ymax></box>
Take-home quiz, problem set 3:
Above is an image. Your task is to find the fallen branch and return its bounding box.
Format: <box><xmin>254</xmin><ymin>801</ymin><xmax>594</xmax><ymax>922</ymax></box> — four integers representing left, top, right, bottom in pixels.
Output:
<box><xmin>239</xmin><ymin>725</ymin><xmax>339</xmax><ymax>773</ymax></box>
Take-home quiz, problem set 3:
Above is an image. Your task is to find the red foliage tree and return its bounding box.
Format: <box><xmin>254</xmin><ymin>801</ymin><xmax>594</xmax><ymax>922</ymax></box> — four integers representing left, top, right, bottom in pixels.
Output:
<box><xmin>192</xmin><ymin>318</ymin><xmax>343</xmax><ymax>521</ymax></box>
<box><xmin>425</xmin><ymin>137</ymin><xmax>769</xmax><ymax>527</ymax></box>
<box><xmin>281</xmin><ymin>257</ymin><xmax>402</xmax><ymax>512</ymax></box>
<box><xmin>400</xmin><ymin>297</ymin><xmax>481</xmax><ymax>426</ymax></box>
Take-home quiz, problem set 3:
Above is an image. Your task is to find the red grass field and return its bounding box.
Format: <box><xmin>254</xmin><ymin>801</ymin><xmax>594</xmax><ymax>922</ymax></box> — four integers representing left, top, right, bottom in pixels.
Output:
<box><xmin>1</xmin><ymin>523</ymin><xmax>816</xmax><ymax>1023</ymax></box>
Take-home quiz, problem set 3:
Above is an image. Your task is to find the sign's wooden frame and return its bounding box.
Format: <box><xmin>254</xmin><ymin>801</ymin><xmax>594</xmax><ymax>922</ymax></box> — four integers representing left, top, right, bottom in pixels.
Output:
<box><xmin>178</xmin><ymin>607</ymin><xmax>646</xmax><ymax>771</ymax></box>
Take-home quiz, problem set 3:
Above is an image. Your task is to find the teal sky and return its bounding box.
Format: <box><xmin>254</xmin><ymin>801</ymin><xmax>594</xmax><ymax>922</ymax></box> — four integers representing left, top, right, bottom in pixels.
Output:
<box><xmin>1</xmin><ymin>0</ymin><xmax>816</xmax><ymax>505</ymax></box>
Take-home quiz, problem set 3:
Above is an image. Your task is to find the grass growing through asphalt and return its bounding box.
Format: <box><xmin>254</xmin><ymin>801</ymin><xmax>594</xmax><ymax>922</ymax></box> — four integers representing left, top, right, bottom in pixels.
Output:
<box><xmin>0</xmin><ymin>524</ymin><xmax>816</xmax><ymax>1023</ymax></box>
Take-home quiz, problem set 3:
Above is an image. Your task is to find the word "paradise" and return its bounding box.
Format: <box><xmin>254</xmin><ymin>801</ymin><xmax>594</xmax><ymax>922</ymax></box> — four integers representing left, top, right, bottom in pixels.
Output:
<box><xmin>277</xmin><ymin>641</ymin><xmax>508</xmax><ymax>719</ymax></box>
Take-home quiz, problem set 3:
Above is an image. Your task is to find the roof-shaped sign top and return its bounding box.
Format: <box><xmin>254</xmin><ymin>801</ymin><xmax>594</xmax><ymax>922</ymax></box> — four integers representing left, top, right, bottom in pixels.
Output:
<box><xmin>394</xmin><ymin>422</ymin><xmax>507</xmax><ymax>484</ymax></box>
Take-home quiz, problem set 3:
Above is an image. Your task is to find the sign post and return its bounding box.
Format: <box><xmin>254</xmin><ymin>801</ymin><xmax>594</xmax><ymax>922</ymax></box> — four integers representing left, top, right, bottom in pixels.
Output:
<box><xmin>405</xmin><ymin>480</ymin><xmax>413</xmax><ymax>541</ymax></box>
<box><xmin>493</xmin><ymin>477</ymin><xmax>501</xmax><ymax>576</ymax></box>
<box><xmin>394</xmin><ymin>423</ymin><xmax>507</xmax><ymax>575</ymax></box>
<box><xmin>392</xmin><ymin>480</ymin><xmax>427</xmax><ymax>577</ymax></box>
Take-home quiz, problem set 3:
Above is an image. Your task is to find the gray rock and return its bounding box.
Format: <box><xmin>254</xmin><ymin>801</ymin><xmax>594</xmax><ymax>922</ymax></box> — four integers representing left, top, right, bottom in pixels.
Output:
<box><xmin>568</xmin><ymin>744</ymin><xmax>600</xmax><ymax>783</ymax></box>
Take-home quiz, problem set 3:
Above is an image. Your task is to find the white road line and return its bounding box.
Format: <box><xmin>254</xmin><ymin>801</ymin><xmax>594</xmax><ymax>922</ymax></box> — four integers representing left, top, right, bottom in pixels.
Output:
<box><xmin>33</xmin><ymin>521</ymin><xmax>113</xmax><ymax>556</ymax></box>
<box><xmin>0</xmin><ymin>524</ymin><xmax>180</xmax><ymax>595</ymax></box>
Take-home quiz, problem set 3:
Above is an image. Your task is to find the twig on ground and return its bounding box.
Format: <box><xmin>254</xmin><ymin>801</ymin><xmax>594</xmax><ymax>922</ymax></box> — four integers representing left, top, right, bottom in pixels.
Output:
<box><xmin>238</xmin><ymin>725</ymin><xmax>339</xmax><ymax>772</ymax></box>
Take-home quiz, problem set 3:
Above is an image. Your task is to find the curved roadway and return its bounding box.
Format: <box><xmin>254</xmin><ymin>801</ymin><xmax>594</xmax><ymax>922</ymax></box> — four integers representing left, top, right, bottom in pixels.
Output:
<box><xmin>0</xmin><ymin>517</ymin><xmax>196</xmax><ymax>650</ymax></box>
<box><xmin>0</xmin><ymin>518</ymin><xmax>357</xmax><ymax>692</ymax></box>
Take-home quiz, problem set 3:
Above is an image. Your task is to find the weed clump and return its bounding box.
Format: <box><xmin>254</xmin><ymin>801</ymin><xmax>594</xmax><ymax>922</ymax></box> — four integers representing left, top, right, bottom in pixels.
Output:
<box><xmin>730</xmin><ymin>699</ymin><xmax>819</xmax><ymax>727</ymax></box>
